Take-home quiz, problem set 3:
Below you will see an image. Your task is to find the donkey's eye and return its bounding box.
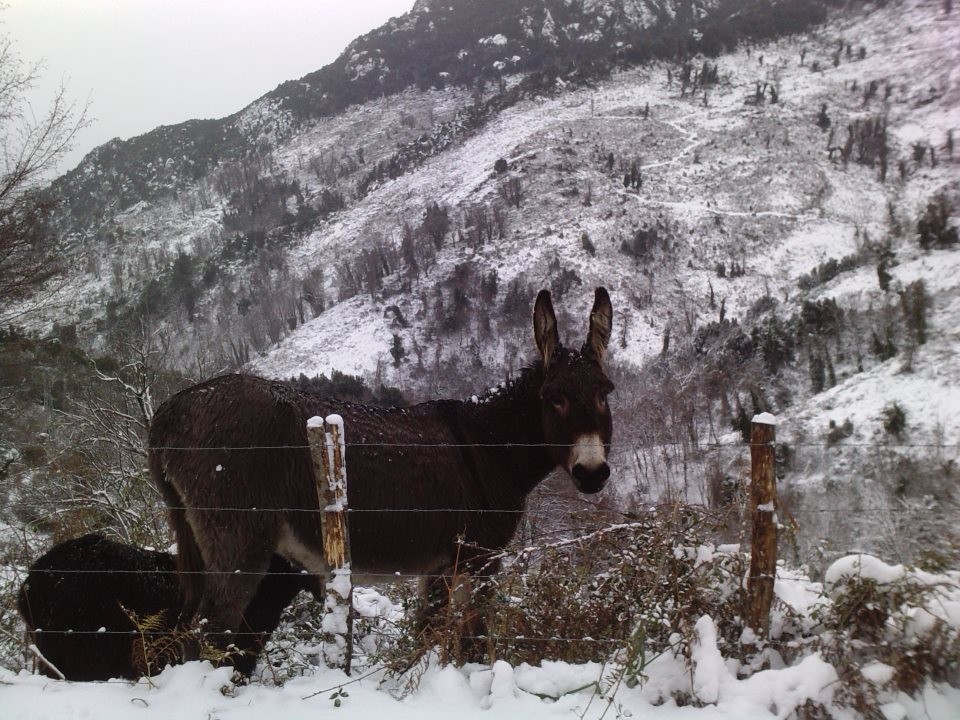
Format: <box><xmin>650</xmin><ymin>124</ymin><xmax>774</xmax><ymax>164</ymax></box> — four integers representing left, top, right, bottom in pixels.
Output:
<box><xmin>548</xmin><ymin>395</ymin><xmax>569</xmax><ymax>415</ymax></box>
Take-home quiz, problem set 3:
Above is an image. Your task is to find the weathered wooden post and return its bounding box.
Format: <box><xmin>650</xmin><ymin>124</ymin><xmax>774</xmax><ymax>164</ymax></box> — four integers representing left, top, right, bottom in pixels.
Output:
<box><xmin>307</xmin><ymin>414</ymin><xmax>353</xmax><ymax>674</ymax></box>
<box><xmin>746</xmin><ymin>412</ymin><xmax>777</xmax><ymax>641</ymax></box>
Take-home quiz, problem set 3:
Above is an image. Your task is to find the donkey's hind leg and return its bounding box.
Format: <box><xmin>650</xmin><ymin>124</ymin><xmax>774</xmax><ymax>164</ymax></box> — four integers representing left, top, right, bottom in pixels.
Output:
<box><xmin>192</xmin><ymin>525</ymin><xmax>276</xmax><ymax>668</ymax></box>
<box><xmin>196</xmin><ymin>566</ymin><xmax>271</xmax><ymax>668</ymax></box>
<box><xmin>416</xmin><ymin>570</ymin><xmax>489</xmax><ymax>664</ymax></box>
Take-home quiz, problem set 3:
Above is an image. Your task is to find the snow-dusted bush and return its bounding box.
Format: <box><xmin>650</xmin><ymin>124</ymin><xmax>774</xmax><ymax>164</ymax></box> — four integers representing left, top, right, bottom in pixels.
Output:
<box><xmin>917</xmin><ymin>194</ymin><xmax>958</xmax><ymax>251</ymax></box>
<box><xmin>484</xmin><ymin>508</ymin><xmax>747</xmax><ymax>668</ymax></box>
<box><xmin>813</xmin><ymin>554</ymin><xmax>960</xmax><ymax>711</ymax></box>
<box><xmin>881</xmin><ymin>402</ymin><xmax>907</xmax><ymax>439</ymax></box>
<box><xmin>374</xmin><ymin>506</ymin><xmax>746</xmax><ymax>677</ymax></box>
<box><xmin>366</xmin><ymin>511</ymin><xmax>959</xmax><ymax>714</ymax></box>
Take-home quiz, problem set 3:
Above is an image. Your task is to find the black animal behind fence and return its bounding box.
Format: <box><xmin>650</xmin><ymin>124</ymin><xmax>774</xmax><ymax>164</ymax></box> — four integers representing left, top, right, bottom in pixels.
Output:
<box><xmin>17</xmin><ymin>533</ymin><xmax>311</xmax><ymax>680</ymax></box>
<box><xmin>147</xmin><ymin>287</ymin><xmax>614</xmax><ymax>664</ymax></box>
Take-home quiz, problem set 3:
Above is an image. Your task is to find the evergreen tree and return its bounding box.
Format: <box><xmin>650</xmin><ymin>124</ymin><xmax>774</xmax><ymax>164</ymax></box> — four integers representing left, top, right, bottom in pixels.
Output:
<box><xmin>421</xmin><ymin>202</ymin><xmax>451</xmax><ymax>249</ymax></box>
<box><xmin>816</xmin><ymin>103</ymin><xmax>831</xmax><ymax>131</ymax></box>
<box><xmin>917</xmin><ymin>194</ymin><xmax>958</xmax><ymax>250</ymax></box>
<box><xmin>170</xmin><ymin>250</ymin><xmax>198</xmax><ymax>320</ymax></box>
<box><xmin>901</xmin><ymin>280</ymin><xmax>928</xmax><ymax>345</ymax></box>
<box><xmin>733</xmin><ymin>398</ymin><xmax>751</xmax><ymax>443</ymax></box>
<box><xmin>390</xmin><ymin>333</ymin><xmax>406</xmax><ymax>368</ymax></box>
<box><xmin>809</xmin><ymin>352</ymin><xmax>825</xmax><ymax>393</ymax></box>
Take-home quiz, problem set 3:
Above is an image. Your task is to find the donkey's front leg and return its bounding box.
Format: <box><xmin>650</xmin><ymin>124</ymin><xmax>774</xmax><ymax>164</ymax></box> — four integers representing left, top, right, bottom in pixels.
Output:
<box><xmin>418</xmin><ymin>555</ymin><xmax>500</xmax><ymax>663</ymax></box>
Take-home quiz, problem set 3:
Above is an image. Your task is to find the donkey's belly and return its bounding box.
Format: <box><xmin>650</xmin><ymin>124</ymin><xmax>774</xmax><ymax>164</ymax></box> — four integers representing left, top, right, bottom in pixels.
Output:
<box><xmin>348</xmin><ymin>517</ymin><xmax>460</xmax><ymax>577</ymax></box>
<box><xmin>350</xmin><ymin>537</ymin><xmax>454</xmax><ymax>577</ymax></box>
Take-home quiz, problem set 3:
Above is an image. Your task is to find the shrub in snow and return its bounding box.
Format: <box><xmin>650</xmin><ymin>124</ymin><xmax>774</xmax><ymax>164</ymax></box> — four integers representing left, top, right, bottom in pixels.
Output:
<box><xmin>880</xmin><ymin>402</ymin><xmax>907</xmax><ymax>439</ymax></box>
<box><xmin>917</xmin><ymin>194</ymin><xmax>958</xmax><ymax>251</ymax></box>
<box><xmin>375</xmin><ymin>506</ymin><xmax>748</xmax><ymax>684</ymax></box>
<box><xmin>365</xmin><ymin>513</ymin><xmax>959</xmax><ymax>715</ymax></box>
<box><xmin>796</xmin><ymin>253</ymin><xmax>860</xmax><ymax>291</ymax></box>
<box><xmin>816</xmin><ymin>102</ymin><xmax>831</xmax><ymax>131</ymax></box>
<box><xmin>825</xmin><ymin>418</ymin><xmax>854</xmax><ymax>447</ymax></box>
<box><xmin>813</xmin><ymin>554</ymin><xmax>960</xmax><ymax>707</ymax></box>
<box><xmin>870</xmin><ymin>322</ymin><xmax>898</xmax><ymax>361</ymax></box>
<box><xmin>580</xmin><ymin>231</ymin><xmax>596</xmax><ymax>256</ymax></box>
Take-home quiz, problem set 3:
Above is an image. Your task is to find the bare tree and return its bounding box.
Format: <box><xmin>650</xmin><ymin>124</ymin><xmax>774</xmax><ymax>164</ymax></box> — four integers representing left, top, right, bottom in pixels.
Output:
<box><xmin>0</xmin><ymin>32</ymin><xmax>89</xmax><ymax>317</ymax></box>
<box><xmin>498</xmin><ymin>176</ymin><xmax>523</xmax><ymax>209</ymax></box>
<box><xmin>9</xmin><ymin>326</ymin><xmax>175</xmax><ymax>547</ymax></box>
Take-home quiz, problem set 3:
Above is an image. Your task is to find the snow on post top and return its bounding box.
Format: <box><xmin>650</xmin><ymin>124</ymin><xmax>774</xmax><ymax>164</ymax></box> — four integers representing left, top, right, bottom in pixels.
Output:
<box><xmin>752</xmin><ymin>412</ymin><xmax>777</xmax><ymax>425</ymax></box>
<box><xmin>325</xmin><ymin>414</ymin><xmax>344</xmax><ymax>429</ymax></box>
<box><xmin>306</xmin><ymin>416</ymin><xmax>324</xmax><ymax>429</ymax></box>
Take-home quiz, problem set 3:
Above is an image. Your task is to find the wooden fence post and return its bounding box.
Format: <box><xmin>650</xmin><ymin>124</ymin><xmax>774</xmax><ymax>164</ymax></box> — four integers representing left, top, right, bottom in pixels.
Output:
<box><xmin>307</xmin><ymin>414</ymin><xmax>353</xmax><ymax>674</ymax></box>
<box><xmin>747</xmin><ymin>412</ymin><xmax>777</xmax><ymax>641</ymax></box>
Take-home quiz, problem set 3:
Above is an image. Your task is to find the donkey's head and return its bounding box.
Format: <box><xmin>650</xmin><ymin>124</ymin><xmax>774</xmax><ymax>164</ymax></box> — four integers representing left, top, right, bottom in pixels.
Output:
<box><xmin>534</xmin><ymin>287</ymin><xmax>615</xmax><ymax>494</ymax></box>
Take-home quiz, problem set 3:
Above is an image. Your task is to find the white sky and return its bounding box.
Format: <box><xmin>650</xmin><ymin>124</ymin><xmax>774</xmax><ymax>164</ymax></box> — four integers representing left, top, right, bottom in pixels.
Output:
<box><xmin>4</xmin><ymin>0</ymin><xmax>413</xmax><ymax>174</ymax></box>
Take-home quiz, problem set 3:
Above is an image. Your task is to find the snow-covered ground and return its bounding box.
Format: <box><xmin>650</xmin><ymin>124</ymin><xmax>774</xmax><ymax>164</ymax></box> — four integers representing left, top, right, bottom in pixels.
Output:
<box><xmin>4</xmin><ymin>553</ymin><xmax>959</xmax><ymax>720</ymax></box>
<box><xmin>0</xmin><ymin>653</ymin><xmax>846</xmax><ymax>720</ymax></box>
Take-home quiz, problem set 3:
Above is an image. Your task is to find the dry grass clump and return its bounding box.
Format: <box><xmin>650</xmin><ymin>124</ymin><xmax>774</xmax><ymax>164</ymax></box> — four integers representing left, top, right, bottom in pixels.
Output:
<box><xmin>485</xmin><ymin>505</ymin><xmax>745</xmax><ymax>666</ymax></box>
<box><xmin>378</xmin><ymin>504</ymin><xmax>747</xmax><ymax>677</ymax></box>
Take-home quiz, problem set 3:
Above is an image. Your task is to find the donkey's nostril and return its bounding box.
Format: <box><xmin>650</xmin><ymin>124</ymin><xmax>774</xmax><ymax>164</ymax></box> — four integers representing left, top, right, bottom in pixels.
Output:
<box><xmin>572</xmin><ymin>462</ymin><xmax>610</xmax><ymax>492</ymax></box>
<box><xmin>572</xmin><ymin>462</ymin><xmax>609</xmax><ymax>480</ymax></box>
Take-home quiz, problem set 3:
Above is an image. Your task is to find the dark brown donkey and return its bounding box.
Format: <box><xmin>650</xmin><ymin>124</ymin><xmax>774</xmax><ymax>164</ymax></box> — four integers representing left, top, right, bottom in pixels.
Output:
<box><xmin>148</xmin><ymin>287</ymin><xmax>614</xmax><ymax>655</ymax></box>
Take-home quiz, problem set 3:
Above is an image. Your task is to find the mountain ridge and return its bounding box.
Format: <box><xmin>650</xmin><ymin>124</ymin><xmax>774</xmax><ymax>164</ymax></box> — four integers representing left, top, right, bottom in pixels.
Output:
<box><xmin>48</xmin><ymin>0</ymin><xmax>823</xmax><ymax>236</ymax></box>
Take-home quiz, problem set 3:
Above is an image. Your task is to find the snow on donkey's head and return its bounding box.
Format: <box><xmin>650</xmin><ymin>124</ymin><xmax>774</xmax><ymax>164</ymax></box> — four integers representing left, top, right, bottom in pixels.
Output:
<box><xmin>147</xmin><ymin>287</ymin><xmax>614</xmax><ymax>666</ymax></box>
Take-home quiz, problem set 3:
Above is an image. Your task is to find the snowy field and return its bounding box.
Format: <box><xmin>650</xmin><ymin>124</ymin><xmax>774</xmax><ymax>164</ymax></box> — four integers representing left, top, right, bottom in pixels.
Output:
<box><xmin>3</xmin><ymin>552</ymin><xmax>959</xmax><ymax>720</ymax></box>
<box><xmin>0</xmin><ymin>653</ymin><xmax>848</xmax><ymax>720</ymax></box>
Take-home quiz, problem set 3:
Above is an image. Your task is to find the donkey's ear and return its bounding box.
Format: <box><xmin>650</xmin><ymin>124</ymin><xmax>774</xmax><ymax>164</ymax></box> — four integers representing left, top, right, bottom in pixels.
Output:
<box><xmin>533</xmin><ymin>289</ymin><xmax>560</xmax><ymax>368</ymax></box>
<box><xmin>584</xmin><ymin>287</ymin><xmax>613</xmax><ymax>362</ymax></box>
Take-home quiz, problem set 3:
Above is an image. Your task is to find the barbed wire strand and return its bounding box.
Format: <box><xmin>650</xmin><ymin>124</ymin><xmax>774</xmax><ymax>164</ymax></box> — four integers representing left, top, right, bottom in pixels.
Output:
<box><xmin>16</xmin><ymin>629</ymin><xmax>646</xmax><ymax>643</ymax></box>
<box><xmin>140</xmin><ymin>440</ymin><xmax>959</xmax><ymax>450</ymax></box>
<box><xmin>3</xmin><ymin>501</ymin><xmax>949</xmax><ymax>515</ymax></box>
<box><xmin>19</xmin><ymin>569</ymin><xmax>546</xmax><ymax>579</ymax></box>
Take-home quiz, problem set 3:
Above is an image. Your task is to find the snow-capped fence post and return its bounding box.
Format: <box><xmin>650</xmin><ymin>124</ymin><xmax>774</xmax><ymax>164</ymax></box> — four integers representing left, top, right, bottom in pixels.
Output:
<box><xmin>746</xmin><ymin>413</ymin><xmax>777</xmax><ymax>641</ymax></box>
<box><xmin>306</xmin><ymin>414</ymin><xmax>354</xmax><ymax>675</ymax></box>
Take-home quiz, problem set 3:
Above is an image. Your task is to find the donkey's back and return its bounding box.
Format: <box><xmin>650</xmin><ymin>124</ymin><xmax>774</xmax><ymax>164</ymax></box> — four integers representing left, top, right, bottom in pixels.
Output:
<box><xmin>149</xmin><ymin>374</ymin><xmax>511</xmax><ymax>626</ymax></box>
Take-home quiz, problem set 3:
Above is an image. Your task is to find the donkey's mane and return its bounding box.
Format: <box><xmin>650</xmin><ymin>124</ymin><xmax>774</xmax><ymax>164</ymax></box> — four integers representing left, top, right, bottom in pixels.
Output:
<box><xmin>467</xmin><ymin>359</ymin><xmax>543</xmax><ymax>405</ymax></box>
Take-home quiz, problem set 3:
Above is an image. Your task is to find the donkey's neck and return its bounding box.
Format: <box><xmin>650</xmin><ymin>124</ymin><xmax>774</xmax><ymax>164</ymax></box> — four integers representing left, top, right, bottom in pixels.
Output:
<box><xmin>453</xmin><ymin>362</ymin><xmax>554</xmax><ymax>498</ymax></box>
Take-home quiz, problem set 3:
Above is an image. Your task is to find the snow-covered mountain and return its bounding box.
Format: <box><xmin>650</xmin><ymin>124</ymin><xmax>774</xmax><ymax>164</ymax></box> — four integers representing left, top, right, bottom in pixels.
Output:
<box><xmin>18</xmin><ymin>0</ymin><xmax>960</xmax><ymax>562</ymax></box>
<box><xmin>2</xmin><ymin>1</ymin><xmax>960</xmax><ymax>715</ymax></box>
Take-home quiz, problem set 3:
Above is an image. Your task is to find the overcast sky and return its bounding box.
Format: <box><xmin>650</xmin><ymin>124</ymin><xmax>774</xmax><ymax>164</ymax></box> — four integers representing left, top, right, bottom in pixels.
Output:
<box><xmin>5</xmin><ymin>0</ymin><xmax>413</xmax><ymax>174</ymax></box>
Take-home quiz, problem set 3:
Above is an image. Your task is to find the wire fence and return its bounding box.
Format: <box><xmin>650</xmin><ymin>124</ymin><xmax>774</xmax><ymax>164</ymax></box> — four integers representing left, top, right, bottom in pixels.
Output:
<box><xmin>2</xmin><ymin>429</ymin><xmax>958</xmax><ymax>680</ymax></box>
<box><xmin>1</xmin><ymin>501</ymin><xmax>947</xmax><ymax>515</ymax></box>
<box><xmin>135</xmin><ymin>440</ymin><xmax>960</xmax><ymax>450</ymax></box>
<box><xmin>1</xmin><ymin>435</ymin><xmax>955</xmax><ymax>550</ymax></box>
<box><xmin>0</xmin><ymin>433</ymin><xmax>953</xmax><ymax>569</ymax></box>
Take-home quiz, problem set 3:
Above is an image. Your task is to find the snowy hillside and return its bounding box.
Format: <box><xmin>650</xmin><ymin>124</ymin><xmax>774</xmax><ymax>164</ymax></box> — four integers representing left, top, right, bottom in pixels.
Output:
<box><xmin>2</xmin><ymin>0</ymin><xmax>960</xmax><ymax>717</ymax></box>
<box><xmin>238</xmin><ymin>0</ymin><xmax>960</xmax><ymax>559</ymax></box>
<box><xmin>6</xmin><ymin>0</ymin><xmax>958</xmax><ymax>568</ymax></box>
